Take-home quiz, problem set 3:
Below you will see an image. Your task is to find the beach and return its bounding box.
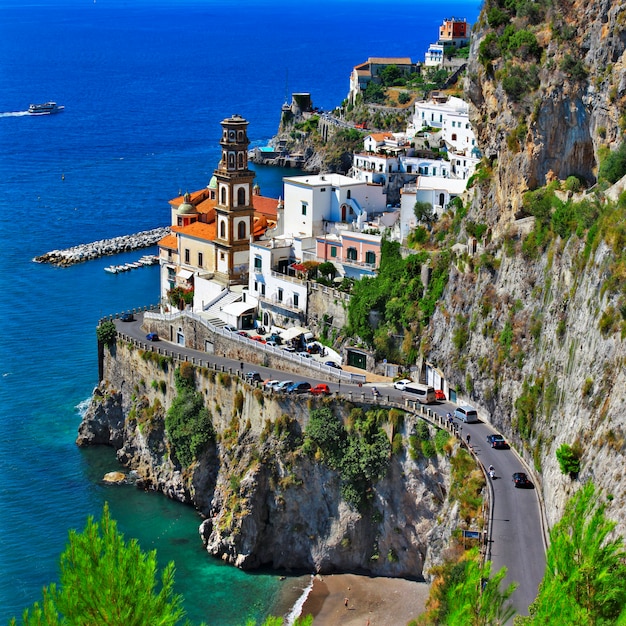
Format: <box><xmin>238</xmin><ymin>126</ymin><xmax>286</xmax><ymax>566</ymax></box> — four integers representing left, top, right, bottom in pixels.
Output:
<box><xmin>296</xmin><ymin>574</ymin><xmax>430</xmax><ymax>625</ymax></box>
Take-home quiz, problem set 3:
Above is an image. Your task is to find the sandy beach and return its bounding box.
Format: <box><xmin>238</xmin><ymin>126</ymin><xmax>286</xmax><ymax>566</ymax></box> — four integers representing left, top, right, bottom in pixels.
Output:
<box><xmin>295</xmin><ymin>573</ymin><xmax>430</xmax><ymax>626</ymax></box>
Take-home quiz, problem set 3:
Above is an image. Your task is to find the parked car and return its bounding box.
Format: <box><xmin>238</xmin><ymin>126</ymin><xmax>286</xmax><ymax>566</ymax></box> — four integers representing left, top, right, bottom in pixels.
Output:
<box><xmin>297</xmin><ymin>351</ymin><xmax>311</xmax><ymax>359</ymax></box>
<box><xmin>265</xmin><ymin>340</ymin><xmax>278</xmax><ymax>347</ymax></box>
<box><xmin>146</xmin><ymin>332</ymin><xmax>159</xmax><ymax>341</ymax></box>
<box><xmin>487</xmin><ymin>434</ymin><xmax>508</xmax><ymax>449</ymax></box>
<box><xmin>310</xmin><ymin>383</ymin><xmax>331</xmax><ymax>395</ymax></box>
<box><xmin>223</xmin><ymin>325</ymin><xmax>237</xmax><ymax>332</ymax></box>
<box><xmin>120</xmin><ymin>312</ymin><xmax>134</xmax><ymax>322</ymax></box>
<box><xmin>274</xmin><ymin>380</ymin><xmax>294</xmax><ymax>392</ymax></box>
<box><xmin>267</xmin><ymin>333</ymin><xmax>283</xmax><ymax>345</ymax></box>
<box><xmin>324</xmin><ymin>361</ymin><xmax>342</xmax><ymax>369</ymax></box>
<box><xmin>393</xmin><ymin>379</ymin><xmax>412</xmax><ymax>391</ymax></box>
<box><xmin>282</xmin><ymin>346</ymin><xmax>296</xmax><ymax>353</ymax></box>
<box><xmin>512</xmin><ymin>472</ymin><xmax>533</xmax><ymax>488</ymax></box>
<box><xmin>237</xmin><ymin>330</ymin><xmax>250</xmax><ymax>338</ymax></box>
<box><xmin>250</xmin><ymin>335</ymin><xmax>266</xmax><ymax>344</ymax></box>
<box><xmin>286</xmin><ymin>381</ymin><xmax>311</xmax><ymax>394</ymax></box>
<box><xmin>435</xmin><ymin>389</ymin><xmax>446</xmax><ymax>401</ymax></box>
<box><xmin>245</xmin><ymin>371</ymin><xmax>262</xmax><ymax>383</ymax></box>
<box><xmin>264</xmin><ymin>379</ymin><xmax>280</xmax><ymax>389</ymax></box>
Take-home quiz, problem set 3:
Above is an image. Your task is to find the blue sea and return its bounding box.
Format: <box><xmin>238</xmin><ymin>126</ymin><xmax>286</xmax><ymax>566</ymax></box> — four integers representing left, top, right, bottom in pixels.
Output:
<box><xmin>0</xmin><ymin>0</ymin><xmax>480</xmax><ymax>623</ymax></box>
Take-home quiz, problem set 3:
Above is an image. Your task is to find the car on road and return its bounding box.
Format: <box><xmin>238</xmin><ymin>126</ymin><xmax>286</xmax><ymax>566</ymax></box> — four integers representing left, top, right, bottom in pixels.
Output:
<box><xmin>223</xmin><ymin>325</ymin><xmax>237</xmax><ymax>332</ymax></box>
<box><xmin>487</xmin><ymin>434</ymin><xmax>509</xmax><ymax>449</ymax></box>
<box><xmin>245</xmin><ymin>371</ymin><xmax>262</xmax><ymax>383</ymax></box>
<box><xmin>512</xmin><ymin>472</ymin><xmax>533</xmax><ymax>488</ymax></box>
<box><xmin>310</xmin><ymin>383</ymin><xmax>331</xmax><ymax>395</ymax></box>
<box><xmin>435</xmin><ymin>389</ymin><xmax>446</xmax><ymax>401</ymax></box>
<box><xmin>266</xmin><ymin>340</ymin><xmax>279</xmax><ymax>347</ymax></box>
<box><xmin>120</xmin><ymin>313</ymin><xmax>134</xmax><ymax>322</ymax></box>
<box><xmin>286</xmin><ymin>381</ymin><xmax>311</xmax><ymax>394</ymax></box>
<box><xmin>393</xmin><ymin>379</ymin><xmax>412</xmax><ymax>391</ymax></box>
<box><xmin>263</xmin><ymin>379</ymin><xmax>280</xmax><ymax>389</ymax></box>
<box><xmin>324</xmin><ymin>361</ymin><xmax>342</xmax><ymax>369</ymax></box>
<box><xmin>250</xmin><ymin>335</ymin><xmax>266</xmax><ymax>344</ymax></box>
<box><xmin>274</xmin><ymin>380</ymin><xmax>294</xmax><ymax>392</ymax></box>
<box><xmin>297</xmin><ymin>351</ymin><xmax>311</xmax><ymax>359</ymax></box>
<box><xmin>237</xmin><ymin>330</ymin><xmax>250</xmax><ymax>338</ymax></box>
<box><xmin>282</xmin><ymin>346</ymin><xmax>296</xmax><ymax>353</ymax></box>
<box><xmin>146</xmin><ymin>332</ymin><xmax>159</xmax><ymax>341</ymax></box>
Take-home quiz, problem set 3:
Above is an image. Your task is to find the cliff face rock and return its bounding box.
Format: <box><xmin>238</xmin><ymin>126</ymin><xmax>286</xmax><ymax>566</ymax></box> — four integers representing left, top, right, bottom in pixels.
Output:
<box><xmin>425</xmin><ymin>0</ymin><xmax>626</xmax><ymax>536</ymax></box>
<box><xmin>78</xmin><ymin>342</ymin><xmax>461</xmax><ymax>578</ymax></box>
<box><xmin>466</xmin><ymin>0</ymin><xmax>626</xmax><ymax>226</ymax></box>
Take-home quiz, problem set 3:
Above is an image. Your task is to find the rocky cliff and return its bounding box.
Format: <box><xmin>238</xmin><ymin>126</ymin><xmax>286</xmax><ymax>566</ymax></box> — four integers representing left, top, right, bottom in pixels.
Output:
<box><xmin>426</xmin><ymin>0</ymin><xmax>626</xmax><ymax>536</ymax></box>
<box><xmin>78</xmin><ymin>342</ymin><xmax>464</xmax><ymax>578</ymax></box>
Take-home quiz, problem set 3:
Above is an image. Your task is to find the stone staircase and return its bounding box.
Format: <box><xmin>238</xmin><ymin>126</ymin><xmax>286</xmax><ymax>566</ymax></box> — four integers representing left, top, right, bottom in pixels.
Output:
<box><xmin>201</xmin><ymin>290</ymin><xmax>243</xmax><ymax>327</ymax></box>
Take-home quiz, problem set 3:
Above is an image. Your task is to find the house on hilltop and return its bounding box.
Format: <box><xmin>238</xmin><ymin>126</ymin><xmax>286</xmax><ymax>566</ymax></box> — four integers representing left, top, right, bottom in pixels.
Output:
<box><xmin>348</xmin><ymin>57</ymin><xmax>418</xmax><ymax>104</ymax></box>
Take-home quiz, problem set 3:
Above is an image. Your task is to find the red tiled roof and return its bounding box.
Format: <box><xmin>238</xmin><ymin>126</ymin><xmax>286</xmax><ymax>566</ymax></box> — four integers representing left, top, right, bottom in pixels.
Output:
<box><xmin>252</xmin><ymin>195</ymin><xmax>279</xmax><ymax>218</ymax></box>
<box><xmin>158</xmin><ymin>234</ymin><xmax>178</xmax><ymax>250</ymax></box>
<box><xmin>178</xmin><ymin>221</ymin><xmax>217</xmax><ymax>242</ymax></box>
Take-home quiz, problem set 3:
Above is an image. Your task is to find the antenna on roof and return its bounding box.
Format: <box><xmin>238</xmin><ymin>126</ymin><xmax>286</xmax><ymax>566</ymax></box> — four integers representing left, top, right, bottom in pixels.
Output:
<box><xmin>284</xmin><ymin>68</ymin><xmax>289</xmax><ymax>105</ymax></box>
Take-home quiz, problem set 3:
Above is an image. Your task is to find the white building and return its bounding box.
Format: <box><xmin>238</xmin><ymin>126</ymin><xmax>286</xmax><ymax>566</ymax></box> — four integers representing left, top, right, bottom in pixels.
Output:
<box><xmin>425</xmin><ymin>44</ymin><xmax>444</xmax><ymax>67</ymax></box>
<box><xmin>399</xmin><ymin>175</ymin><xmax>467</xmax><ymax>239</ymax></box>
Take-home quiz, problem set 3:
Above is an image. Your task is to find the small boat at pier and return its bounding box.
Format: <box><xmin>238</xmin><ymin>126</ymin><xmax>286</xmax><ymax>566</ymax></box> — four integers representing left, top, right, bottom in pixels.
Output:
<box><xmin>104</xmin><ymin>255</ymin><xmax>159</xmax><ymax>274</ymax></box>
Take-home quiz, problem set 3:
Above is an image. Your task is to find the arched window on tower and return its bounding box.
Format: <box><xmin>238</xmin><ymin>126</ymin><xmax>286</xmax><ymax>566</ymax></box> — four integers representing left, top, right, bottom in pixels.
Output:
<box><xmin>237</xmin><ymin>152</ymin><xmax>244</xmax><ymax>169</ymax></box>
<box><xmin>237</xmin><ymin>187</ymin><xmax>246</xmax><ymax>206</ymax></box>
<box><xmin>228</xmin><ymin>153</ymin><xmax>235</xmax><ymax>169</ymax></box>
<box><xmin>220</xmin><ymin>220</ymin><xmax>226</xmax><ymax>239</ymax></box>
<box><xmin>220</xmin><ymin>187</ymin><xmax>227</xmax><ymax>205</ymax></box>
<box><xmin>238</xmin><ymin>221</ymin><xmax>246</xmax><ymax>240</ymax></box>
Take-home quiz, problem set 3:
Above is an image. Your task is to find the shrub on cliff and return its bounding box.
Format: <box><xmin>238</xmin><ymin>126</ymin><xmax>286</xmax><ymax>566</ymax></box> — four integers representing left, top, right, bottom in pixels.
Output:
<box><xmin>96</xmin><ymin>319</ymin><xmax>117</xmax><ymax>347</ymax></box>
<box><xmin>165</xmin><ymin>366</ymin><xmax>214</xmax><ymax>467</ymax></box>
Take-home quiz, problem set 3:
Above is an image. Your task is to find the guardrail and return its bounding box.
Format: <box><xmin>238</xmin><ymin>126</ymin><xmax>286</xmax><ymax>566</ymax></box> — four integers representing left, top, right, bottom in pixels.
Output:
<box><xmin>142</xmin><ymin>308</ymin><xmax>367</xmax><ymax>385</ymax></box>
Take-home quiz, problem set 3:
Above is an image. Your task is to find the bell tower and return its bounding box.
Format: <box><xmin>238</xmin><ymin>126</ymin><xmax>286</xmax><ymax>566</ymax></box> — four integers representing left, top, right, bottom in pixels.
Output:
<box><xmin>213</xmin><ymin>114</ymin><xmax>255</xmax><ymax>284</ymax></box>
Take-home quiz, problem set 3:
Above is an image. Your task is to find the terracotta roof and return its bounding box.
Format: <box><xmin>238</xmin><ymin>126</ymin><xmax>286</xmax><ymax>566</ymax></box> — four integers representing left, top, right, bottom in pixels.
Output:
<box><xmin>368</xmin><ymin>57</ymin><xmax>413</xmax><ymax>65</ymax></box>
<box><xmin>252</xmin><ymin>194</ymin><xmax>279</xmax><ymax>218</ymax></box>
<box><xmin>158</xmin><ymin>234</ymin><xmax>178</xmax><ymax>250</ymax></box>
<box><xmin>168</xmin><ymin>187</ymin><xmax>212</xmax><ymax>208</ymax></box>
<box><xmin>177</xmin><ymin>221</ymin><xmax>217</xmax><ymax>242</ymax></box>
<box><xmin>354</xmin><ymin>61</ymin><xmax>369</xmax><ymax>71</ymax></box>
<box><xmin>368</xmin><ymin>133</ymin><xmax>394</xmax><ymax>141</ymax></box>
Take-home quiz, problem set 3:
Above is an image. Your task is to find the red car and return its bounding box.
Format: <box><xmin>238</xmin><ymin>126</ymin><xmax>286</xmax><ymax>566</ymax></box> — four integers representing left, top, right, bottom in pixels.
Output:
<box><xmin>310</xmin><ymin>383</ymin><xmax>331</xmax><ymax>395</ymax></box>
<box><xmin>250</xmin><ymin>335</ymin><xmax>266</xmax><ymax>343</ymax></box>
<box><xmin>435</xmin><ymin>389</ymin><xmax>446</xmax><ymax>401</ymax></box>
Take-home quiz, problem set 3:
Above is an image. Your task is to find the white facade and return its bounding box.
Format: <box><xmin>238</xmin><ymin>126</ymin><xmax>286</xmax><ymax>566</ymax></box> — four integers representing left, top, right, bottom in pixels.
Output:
<box><xmin>282</xmin><ymin>173</ymin><xmax>379</xmax><ymax>236</ymax></box>
<box><xmin>425</xmin><ymin>44</ymin><xmax>444</xmax><ymax>67</ymax></box>
<box><xmin>400</xmin><ymin>175</ymin><xmax>467</xmax><ymax>239</ymax></box>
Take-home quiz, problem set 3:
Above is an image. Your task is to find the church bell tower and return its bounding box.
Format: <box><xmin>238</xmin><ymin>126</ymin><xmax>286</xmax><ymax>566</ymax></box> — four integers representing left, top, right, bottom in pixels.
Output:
<box><xmin>213</xmin><ymin>114</ymin><xmax>255</xmax><ymax>284</ymax></box>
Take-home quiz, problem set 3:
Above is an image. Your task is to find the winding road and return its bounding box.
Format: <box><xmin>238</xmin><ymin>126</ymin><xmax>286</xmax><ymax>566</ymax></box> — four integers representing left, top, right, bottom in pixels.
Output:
<box><xmin>113</xmin><ymin>312</ymin><xmax>546</xmax><ymax>617</ymax></box>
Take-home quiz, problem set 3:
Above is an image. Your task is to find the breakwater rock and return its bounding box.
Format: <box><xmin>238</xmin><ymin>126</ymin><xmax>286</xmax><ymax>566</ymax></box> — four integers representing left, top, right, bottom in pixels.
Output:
<box><xmin>33</xmin><ymin>227</ymin><xmax>170</xmax><ymax>266</ymax></box>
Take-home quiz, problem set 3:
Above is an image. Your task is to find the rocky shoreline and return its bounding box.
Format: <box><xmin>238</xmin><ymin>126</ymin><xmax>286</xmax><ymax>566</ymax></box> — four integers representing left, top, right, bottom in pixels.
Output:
<box><xmin>33</xmin><ymin>226</ymin><xmax>170</xmax><ymax>266</ymax></box>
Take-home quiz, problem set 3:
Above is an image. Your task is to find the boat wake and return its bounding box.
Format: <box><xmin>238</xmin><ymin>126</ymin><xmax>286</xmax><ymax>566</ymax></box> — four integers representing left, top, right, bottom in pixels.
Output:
<box><xmin>0</xmin><ymin>111</ymin><xmax>30</xmax><ymax>117</ymax></box>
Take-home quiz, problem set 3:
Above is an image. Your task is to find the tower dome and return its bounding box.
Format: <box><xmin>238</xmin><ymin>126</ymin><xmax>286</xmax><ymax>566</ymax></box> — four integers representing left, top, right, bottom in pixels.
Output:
<box><xmin>177</xmin><ymin>192</ymin><xmax>196</xmax><ymax>215</ymax></box>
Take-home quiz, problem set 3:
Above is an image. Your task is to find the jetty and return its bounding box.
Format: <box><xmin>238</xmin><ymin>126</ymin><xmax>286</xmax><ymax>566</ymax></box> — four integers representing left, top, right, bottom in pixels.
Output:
<box><xmin>33</xmin><ymin>227</ymin><xmax>170</xmax><ymax>267</ymax></box>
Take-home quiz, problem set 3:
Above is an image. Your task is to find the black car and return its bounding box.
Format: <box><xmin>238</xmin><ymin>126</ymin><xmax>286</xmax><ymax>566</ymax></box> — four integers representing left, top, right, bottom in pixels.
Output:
<box><xmin>512</xmin><ymin>472</ymin><xmax>533</xmax><ymax>488</ymax></box>
<box><xmin>286</xmin><ymin>381</ymin><xmax>311</xmax><ymax>394</ymax></box>
<box><xmin>245</xmin><ymin>371</ymin><xmax>262</xmax><ymax>383</ymax></box>
<box><xmin>487</xmin><ymin>434</ymin><xmax>508</xmax><ymax>449</ymax></box>
<box><xmin>120</xmin><ymin>312</ymin><xmax>134</xmax><ymax>322</ymax></box>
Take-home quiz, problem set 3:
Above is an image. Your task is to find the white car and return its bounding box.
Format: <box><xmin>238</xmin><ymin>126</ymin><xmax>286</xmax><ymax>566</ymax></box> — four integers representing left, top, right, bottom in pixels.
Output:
<box><xmin>264</xmin><ymin>379</ymin><xmax>280</xmax><ymax>389</ymax></box>
<box><xmin>274</xmin><ymin>380</ymin><xmax>294</xmax><ymax>392</ymax></box>
<box><xmin>393</xmin><ymin>379</ymin><xmax>412</xmax><ymax>391</ymax></box>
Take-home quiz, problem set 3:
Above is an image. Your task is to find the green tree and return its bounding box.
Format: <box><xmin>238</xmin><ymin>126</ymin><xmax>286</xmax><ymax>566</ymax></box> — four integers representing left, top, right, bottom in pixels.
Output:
<box><xmin>419</xmin><ymin>548</ymin><xmax>517</xmax><ymax>625</ymax></box>
<box><xmin>414</xmin><ymin>201</ymin><xmax>435</xmax><ymax>224</ymax></box>
<box><xmin>517</xmin><ymin>482</ymin><xmax>626</xmax><ymax>625</ymax></box>
<box><xmin>363</xmin><ymin>81</ymin><xmax>386</xmax><ymax>103</ymax></box>
<box><xmin>378</xmin><ymin>64</ymin><xmax>403</xmax><ymax>86</ymax></box>
<box><xmin>96</xmin><ymin>319</ymin><xmax>117</xmax><ymax>346</ymax></box>
<box><xmin>10</xmin><ymin>503</ymin><xmax>185</xmax><ymax>626</ymax></box>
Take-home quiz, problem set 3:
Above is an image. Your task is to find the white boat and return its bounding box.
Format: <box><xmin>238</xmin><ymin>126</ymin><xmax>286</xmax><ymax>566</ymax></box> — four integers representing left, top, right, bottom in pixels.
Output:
<box><xmin>28</xmin><ymin>101</ymin><xmax>65</xmax><ymax>115</ymax></box>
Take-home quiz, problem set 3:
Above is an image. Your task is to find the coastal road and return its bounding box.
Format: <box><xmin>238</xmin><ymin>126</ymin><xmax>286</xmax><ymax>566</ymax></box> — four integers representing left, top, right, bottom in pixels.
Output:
<box><xmin>113</xmin><ymin>313</ymin><xmax>546</xmax><ymax>616</ymax></box>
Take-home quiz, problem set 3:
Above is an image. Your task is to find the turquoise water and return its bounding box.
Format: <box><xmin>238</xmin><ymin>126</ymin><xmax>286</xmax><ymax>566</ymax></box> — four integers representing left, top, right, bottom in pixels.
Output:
<box><xmin>0</xmin><ymin>0</ymin><xmax>480</xmax><ymax>622</ymax></box>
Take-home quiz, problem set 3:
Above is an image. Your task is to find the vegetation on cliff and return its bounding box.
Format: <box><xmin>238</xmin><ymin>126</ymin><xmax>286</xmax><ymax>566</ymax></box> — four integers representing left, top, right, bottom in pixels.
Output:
<box><xmin>165</xmin><ymin>364</ymin><xmax>214</xmax><ymax>467</ymax></box>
